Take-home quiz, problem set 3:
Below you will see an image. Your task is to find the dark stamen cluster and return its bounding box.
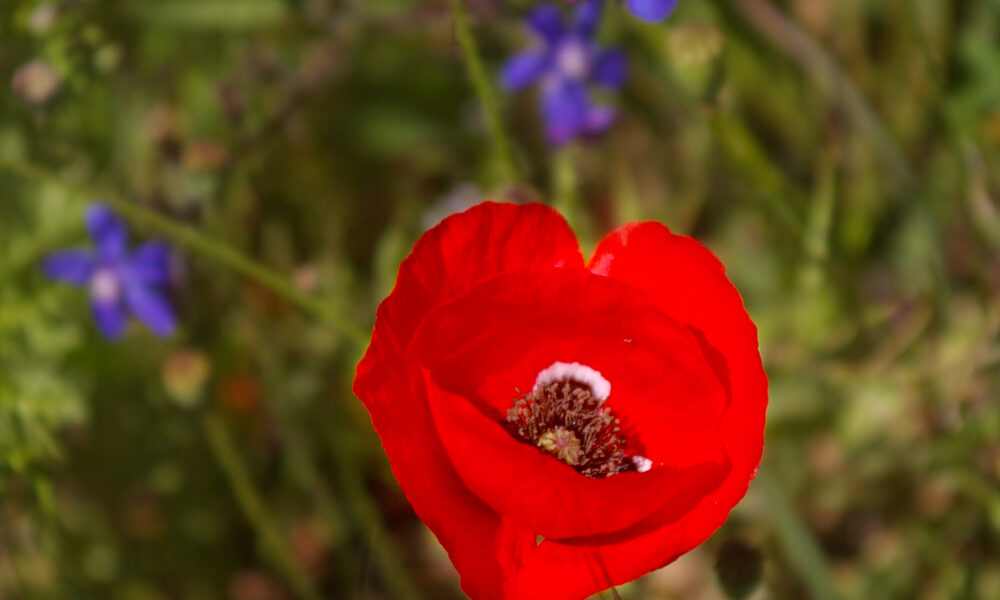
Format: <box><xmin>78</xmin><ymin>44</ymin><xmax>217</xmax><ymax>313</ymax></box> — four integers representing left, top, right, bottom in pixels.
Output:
<box><xmin>505</xmin><ymin>380</ymin><xmax>633</xmax><ymax>478</ymax></box>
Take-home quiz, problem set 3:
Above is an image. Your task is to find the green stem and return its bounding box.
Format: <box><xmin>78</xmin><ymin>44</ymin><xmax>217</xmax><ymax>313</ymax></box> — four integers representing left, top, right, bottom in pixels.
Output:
<box><xmin>551</xmin><ymin>147</ymin><xmax>594</xmax><ymax>248</ymax></box>
<box><xmin>552</xmin><ymin>148</ymin><xmax>578</xmax><ymax>225</ymax></box>
<box><xmin>201</xmin><ymin>414</ymin><xmax>323</xmax><ymax>600</ymax></box>
<box><xmin>450</xmin><ymin>0</ymin><xmax>518</xmax><ymax>183</ymax></box>
<box><xmin>0</xmin><ymin>158</ymin><xmax>369</xmax><ymax>348</ymax></box>
<box><xmin>759</xmin><ymin>469</ymin><xmax>842</xmax><ymax>600</ymax></box>
<box><xmin>280</xmin><ymin>421</ymin><xmax>349</xmax><ymax>548</ymax></box>
<box><xmin>328</xmin><ymin>422</ymin><xmax>423</xmax><ymax>600</ymax></box>
<box><xmin>599</xmin><ymin>586</ymin><xmax>623</xmax><ymax>600</ymax></box>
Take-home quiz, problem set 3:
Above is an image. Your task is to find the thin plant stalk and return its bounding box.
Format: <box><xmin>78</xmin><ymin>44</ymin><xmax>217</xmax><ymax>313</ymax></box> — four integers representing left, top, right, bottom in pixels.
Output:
<box><xmin>759</xmin><ymin>469</ymin><xmax>843</xmax><ymax>600</ymax></box>
<box><xmin>201</xmin><ymin>413</ymin><xmax>323</xmax><ymax>600</ymax></box>
<box><xmin>450</xmin><ymin>0</ymin><xmax>519</xmax><ymax>183</ymax></box>
<box><xmin>327</xmin><ymin>421</ymin><xmax>424</xmax><ymax>600</ymax></box>
<box><xmin>552</xmin><ymin>148</ymin><xmax>580</xmax><ymax>229</ymax></box>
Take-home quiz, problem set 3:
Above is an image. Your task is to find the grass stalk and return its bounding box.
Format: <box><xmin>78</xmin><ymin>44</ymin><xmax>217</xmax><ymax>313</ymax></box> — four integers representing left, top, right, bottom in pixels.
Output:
<box><xmin>202</xmin><ymin>414</ymin><xmax>323</xmax><ymax>600</ymax></box>
<box><xmin>450</xmin><ymin>0</ymin><xmax>518</xmax><ymax>183</ymax></box>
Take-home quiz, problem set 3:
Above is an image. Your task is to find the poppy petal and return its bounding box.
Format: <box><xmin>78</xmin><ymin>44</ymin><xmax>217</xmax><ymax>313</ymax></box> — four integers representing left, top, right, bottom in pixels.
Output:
<box><xmin>353</xmin><ymin>202</ymin><xmax>583</xmax><ymax>598</ymax></box>
<box><xmin>493</xmin><ymin>222</ymin><xmax>768</xmax><ymax>599</ymax></box>
<box><xmin>423</xmin><ymin>369</ymin><xmax>728</xmax><ymax>541</ymax></box>
<box><xmin>356</xmin><ymin>338</ymin><xmax>521</xmax><ymax>600</ymax></box>
<box><xmin>411</xmin><ymin>268</ymin><xmax>730</xmax><ymax>540</ymax></box>
<box><xmin>376</xmin><ymin>201</ymin><xmax>583</xmax><ymax>351</ymax></box>
<box><xmin>412</xmin><ymin>268</ymin><xmax>729</xmax><ymax>467</ymax></box>
<box><xmin>42</xmin><ymin>249</ymin><xmax>94</xmax><ymax>285</ymax></box>
<box><xmin>85</xmin><ymin>203</ymin><xmax>128</xmax><ymax>261</ymax></box>
<box><xmin>589</xmin><ymin>223</ymin><xmax>767</xmax><ymax>513</ymax></box>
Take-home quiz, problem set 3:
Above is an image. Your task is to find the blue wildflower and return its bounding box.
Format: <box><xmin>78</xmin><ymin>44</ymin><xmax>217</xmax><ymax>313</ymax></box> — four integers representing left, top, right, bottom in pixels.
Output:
<box><xmin>624</xmin><ymin>0</ymin><xmax>678</xmax><ymax>22</ymax></box>
<box><xmin>501</xmin><ymin>0</ymin><xmax>628</xmax><ymax>146</ymax></box>
<box><xmin>43</xmin><ymin>203</ymin><xmax>177</xmax><ymax>340</ymax></box>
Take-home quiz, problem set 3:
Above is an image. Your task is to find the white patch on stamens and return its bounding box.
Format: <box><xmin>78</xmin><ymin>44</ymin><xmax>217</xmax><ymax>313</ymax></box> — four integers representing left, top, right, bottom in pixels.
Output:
<box><xmin>534</xmin><ymin>361</ymin><xmax>610</xmax><ymax>402</ymax></box>
<box><xmin>89</xmin><ymin>268</ymin><xmax>121</xmax><ymax>303</ymax></box>
<box><xmin>632</xmin><ymin>455</ymin><xmax>653</xmax><ymax>473</ymax></box>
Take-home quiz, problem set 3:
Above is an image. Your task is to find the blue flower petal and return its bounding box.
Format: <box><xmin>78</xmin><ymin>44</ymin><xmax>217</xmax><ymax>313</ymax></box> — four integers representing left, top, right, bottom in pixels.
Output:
<box><xmin>574</xmin><ymin>0</ymin><xmax>603</xmax><ymax>38</ymax></box>
<box><xmin>92</xmin><ymin>299</ymin><xmax>126</xmax><ymax>340</ymax></box>
<box><xmin>593</xmin><ymin>49</ymin><xmax>628</xmax><ymax>89</ymax></box>
<box><xmin>127</xmin><ymin>241</ymin><xmax>173</xmax><ymax>285</ymax></box>
<box><xmin>526</xmin><ymin>4</ymin><xmax>565</xmax><ymax>44</ymax></box>
<box><xmin>124</xmin><ymin>281</ymin><xmax>176</xmax><ymax>337</ymax></box>
<box><xmin>500</xmin><ymin>50</ymin><xmax>550</xmax><ymax>92</ymax></box>
<box><xmin>85</xmin><ymin>203</ymin><xmax>128</xmax><ymax>261</ymax></box>
<box><xmin>503</xmin><ymin>0</ymin><xmax>626</xmax><ymax>146</ymax></box>
<box><xmin>541</xmin><ymin>80</ymin><xmax>589</xmax><ymax>145</ymax></box>
<box><xmin>626</xmin><ymin>0</ymin><xmax>679</xmax><ymax>22</ymax></box>
<box><xmin>42</xmin><ymin>249</ymin><xmax>94</xmax><ymax>285</ymax></box>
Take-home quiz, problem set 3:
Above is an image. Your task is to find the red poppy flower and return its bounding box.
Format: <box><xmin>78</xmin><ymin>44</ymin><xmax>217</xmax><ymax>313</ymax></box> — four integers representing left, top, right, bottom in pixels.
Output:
<box><xmin>354</xmin><ymin>202</ymin><xmax>767</xmax><ymax>600</ymax></box>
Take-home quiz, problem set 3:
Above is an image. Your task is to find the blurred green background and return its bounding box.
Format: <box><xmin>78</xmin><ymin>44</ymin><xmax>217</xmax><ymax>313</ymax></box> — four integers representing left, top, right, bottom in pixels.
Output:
<box><xmin>1</xmin><ymin>0</ymin><xmax>999</xmax><ymax>599</ymax></box>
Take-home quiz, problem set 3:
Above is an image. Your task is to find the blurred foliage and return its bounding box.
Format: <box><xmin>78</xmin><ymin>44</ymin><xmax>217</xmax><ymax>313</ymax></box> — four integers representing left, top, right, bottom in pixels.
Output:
<box><xmin>1</xmin><ymin>0</ymin><xmax>999</xmax><ymax>599</ymax></box>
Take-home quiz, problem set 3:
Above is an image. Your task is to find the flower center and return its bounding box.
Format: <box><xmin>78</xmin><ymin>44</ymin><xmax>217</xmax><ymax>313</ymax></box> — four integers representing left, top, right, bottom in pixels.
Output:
<box><xmin>89</xmin><ymin>267</ymin><xmax>121</xmax><ymax>303</ymax></box>
<box><xmin>506</xmin><ymin>365</ymin><xmax>645</xmax><ymax>478</ymax></box>
<box><xmin>536</xmin><ymin>427</ymin><xmax>583</xmax><ymax>465</ymax></box>
<box><xmin>555</xmin><ymin>40</ymin><xmax>590</xmax><ymax>81</ymax></box>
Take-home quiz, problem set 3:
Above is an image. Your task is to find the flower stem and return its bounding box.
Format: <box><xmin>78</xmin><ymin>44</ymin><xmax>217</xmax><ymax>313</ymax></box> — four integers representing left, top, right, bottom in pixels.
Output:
<box><xmin>326</xmin><ymin>422</ymin><xmax>424</xmax><ymax>600</ymax></box>
<box><xmin>201</xmin><ymin>413</ymin><xmax>323</xmax><ymax>600</ymax></box>
<box><xmin>759</xmin><ymin>469</ymin><xmax>843</xmax><ymax>600</ymax></box>
<box><xmin>450</xmin><ymin>0</ymin><xmax>518</xmax><ymax>183</ymax></box>
<box><xmin>551</xmin><ymin>147</ymin><xmax>594</xmax><ymax>247</ymax></box>
<box><xmin>0</xmin><ymin>158</ymin><xmax>369</xmax><ymax>348</ymax></box>
<box><xmin>552</xmin><ymin>148</ymin><xmax>578</xmax><ymax>225</ymax></box>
